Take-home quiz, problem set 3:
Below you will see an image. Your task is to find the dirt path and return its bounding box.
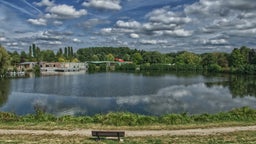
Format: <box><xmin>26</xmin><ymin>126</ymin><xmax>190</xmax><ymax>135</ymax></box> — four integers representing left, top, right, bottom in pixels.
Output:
<box><xmin>0</xmin><ymin>125</ymin><xmax>256</xmax><ymax>137</ymax></box>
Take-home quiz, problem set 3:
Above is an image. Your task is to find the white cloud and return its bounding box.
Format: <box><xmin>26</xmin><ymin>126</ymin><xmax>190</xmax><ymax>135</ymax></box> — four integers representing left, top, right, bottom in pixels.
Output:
<box><xmin>139</xmin><ymin>39</ymin><xmax>168</xmax><ymax>45</ymax></box>
<box><xmin>82</xmin><ymin>18</ymin><xmax>110</xmax><ymax>28</ymax></box>
<box><xmin>225</xmin><ymin>0</ymin><xmax>256</xmax><ymax>11</ymax></box>
<box><xmin>164</xmin><ymin>29</ymin><xmax>193</xmax><ymax>37</ymax></box>
<box><xmin>7</xmin><ymin>42</ymin><xmax>18</xmax><ymax>46</ymax></box>
<box><xmin>142</xmin><ymin>22</ymin><xmax>177</xmax><ymax>31</ymax></box>
<box><xmin>73</xmin><ymin>38</ymin><xmax>82</xmax><ymax>43</ymax></box>
<box><xmin>53</xmin><ymin>20</ymin><xmax>63</xmax><ymax>25</ymax></box>
<box><xmin>46</xmin><ymin>4</ymin><xmax>87</xmax><ymax>19</ymax></box>
<box><xmin>27</xmin><ymin>18</ymin><xmax>47</xmax><ymax>26</ymax></box>
<box><xmin>100</xmin><ymin>28</ymin><xmax>113</xmax><ymax>34</ymax></box>
<box><xmin>198</xmin><ymin>39</ymin><xmax>228</xmax><ymax>45</ymax></box>
<box><xmin>147</xmin><ymin>8</ymin><xmax>191</xmax><ymax>24</ymax></box>
<box><xmin>116</xmin><ymin>20</ymin><xmax>141</xmax><ymax>29</ymax></box>
<box><xmin>48</xmin><ymin>41</ymin><xmax>62</xmax><ymax>45</ymax></box>
<box><xmin>82</xmin><ymin>0</ymin><xmax>121</xmax><ymax>10</ymax></box>
<box><xmin>185</xmin><ymin>0</ymin><xmax>256</xmax><ymax>17</ymax></box>
<box><xmin>0</xmin><ymin>37</ymin><xmax>7</xmax><ymax>42</ymax></box>
<box><xmin>35</xmin><ymin>0</ymin><xmax>54</xmax><ymax>7</ymax></box>
<box><xmin>130</xmin><ymin>33</ymin><xmax>139</xmax><ymax>39</ymax></box>
<box><xmin>138</xmin><ymin>7</ymin><xmax>193</xmax><ymax>38</ymax></box>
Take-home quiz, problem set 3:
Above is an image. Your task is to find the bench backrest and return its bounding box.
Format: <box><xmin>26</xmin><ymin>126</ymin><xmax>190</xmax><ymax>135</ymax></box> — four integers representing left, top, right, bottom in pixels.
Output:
<box><xmin>92</xmin><ymin>131</ymin><xmax>125</xmax><ymax>137</ymax></box>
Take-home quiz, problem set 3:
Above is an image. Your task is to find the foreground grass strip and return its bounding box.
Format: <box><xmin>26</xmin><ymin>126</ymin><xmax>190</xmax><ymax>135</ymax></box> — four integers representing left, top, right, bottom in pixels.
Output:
<box><xmin>0</xmin><ymin>131</ymin><xmax>256</xmax><ymax>144</ymax></box>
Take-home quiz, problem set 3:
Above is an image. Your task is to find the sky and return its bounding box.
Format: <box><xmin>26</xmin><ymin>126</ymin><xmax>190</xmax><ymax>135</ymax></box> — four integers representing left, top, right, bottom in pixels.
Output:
<box><xmin>0</xmin><ymin>0</ymin><xmax>256</xmax><ymax>53</ymax></box>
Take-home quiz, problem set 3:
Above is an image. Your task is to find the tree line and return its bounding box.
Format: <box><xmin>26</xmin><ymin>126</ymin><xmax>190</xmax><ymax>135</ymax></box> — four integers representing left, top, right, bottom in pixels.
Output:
<box><xmin>1</xmin><ymin>44</ymin><xmax>256</xmax><ymax>75</ymax></box>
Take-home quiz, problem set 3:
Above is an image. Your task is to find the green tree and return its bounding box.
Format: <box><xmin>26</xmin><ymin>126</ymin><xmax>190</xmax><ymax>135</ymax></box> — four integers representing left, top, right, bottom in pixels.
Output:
<box><xmin>143</xmin><ymin>51</ymin><xmax>163</xmax><ymax>64</ymax></box>
<box><xmin>229</xmin><ymin>48</ymin><xmax>246</xmax><ymax>67</ymax></box>
<box><xmin>201</xmin><ymin>52</ymin><xmax>228</xmax><ymax>69</ymax></box>
<box><xmin>20</xmin><ymin>51</ymin><xmax>28</xmax><ymax>62</ymax></box>
<box><xmin>91</xmin><ymin>54</ymin><xmax>99</xmax><ymax>61</ymax></box>
<box><xmin>123</xmin><ymin>54</ymin><xmax>131</xmax><ymax>61</ymax></box>
<box><xmin>32</xmin><ymin>43</ymin><xmax>36</xmax><ymax>58</ymax></box>
<box><xmin>132</xmin><ymin>52</ymin><xmax>143</xmax><ymax>64</ymax></box>
<box><xmin>9</xmin><ymin>51</ymin><xmax>20</xmax><ymax>66</ymax></box>
<box><xmin>58</xmin><ymin>57</ymin><xmax>66</xmax><ymax>62</ymax></box>
<box><xmin>64</xmin><ymin>47</ymin><xmax>68</xmax><ymax>58</ymax></box>
<box><xmin>36</xmin><ymin>46</ymin><xmax>41</xmax><ymax>62</ymax></box>
<box><xmin>56</xmin><ymin>48</ymin><xmax>63</xmax><ymax>57</ymax></box>
<box><xmin>41</xmin><ymin>50</ymin><xmax>56</xmax><ymax>62</ymax></box>
<box><xmin>175</xmin><ymin>51</ymin><xmax>201</xmax><ymax>65</ymax></box>
<box><xmin>0</xmin><ymin>46</ymin><xmax>10</xmax><ymax>75</ymax></box>
<box><xmin>105</xmin><ymin>53</ymin><xmax>114</xmax><ymax>61</ymax></box>
<box><xmin>249</xmin><ymin>49</ymin><xmax>256</xmax><ymax>64</ymax></box>
<box><xmin>29</xmin><ymin>45</ymin><xmax>32</xmax><ymax>58</ymax></box>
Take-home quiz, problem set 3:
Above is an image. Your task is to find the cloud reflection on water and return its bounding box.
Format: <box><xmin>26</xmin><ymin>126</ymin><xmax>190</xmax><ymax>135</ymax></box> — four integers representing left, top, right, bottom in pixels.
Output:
<box><xmin>116</xmin><ymin>83</ymin><xmax>256</xmax><ymax>115</ymax></box>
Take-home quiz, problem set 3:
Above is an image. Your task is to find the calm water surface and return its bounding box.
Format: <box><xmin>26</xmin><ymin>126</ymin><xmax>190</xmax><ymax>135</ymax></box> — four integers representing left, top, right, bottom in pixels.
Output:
<box><xmin>0</xmin><ymin>72</ymin><xmax>256</xmax><ymax>116</ymax></box>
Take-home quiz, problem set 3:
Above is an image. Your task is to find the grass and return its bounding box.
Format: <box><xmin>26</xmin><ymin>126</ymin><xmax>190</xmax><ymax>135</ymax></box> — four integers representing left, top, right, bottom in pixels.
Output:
<box><xmin>0</xmin><ymin>131</ymin><xmax>256</xmax><ymax>144</ymax></box>
<box><xmin>127</xmin><ymin>131</ymin><xmax>256</xmax><ymax>144</ymax></box>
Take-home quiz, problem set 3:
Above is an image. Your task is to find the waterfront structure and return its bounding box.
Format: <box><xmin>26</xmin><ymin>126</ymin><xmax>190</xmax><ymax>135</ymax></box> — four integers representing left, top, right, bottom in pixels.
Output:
<box><xmin>18</xmin><ymin>62</ymin><xmax>37</xmax><ymax>71</ymax></box>
<box><xmin>18</xmin><ymin>62</ymin><xmax>88</xmax><ymax>72</ymax></box>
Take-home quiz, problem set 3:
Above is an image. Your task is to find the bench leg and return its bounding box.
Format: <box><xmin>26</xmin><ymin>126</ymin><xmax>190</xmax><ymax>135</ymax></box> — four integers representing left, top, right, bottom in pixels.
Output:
<box><xmin>96</xmin><ymin>135</ymin><xmax>100</xmax><ymax>141</ymax></box>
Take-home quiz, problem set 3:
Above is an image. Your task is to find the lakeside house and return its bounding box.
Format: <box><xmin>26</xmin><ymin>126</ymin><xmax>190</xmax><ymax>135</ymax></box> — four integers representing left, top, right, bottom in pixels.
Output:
<box><xmin>18</xmin><ymin>62</ymin><xmax>37</xmax><ymax>71</ymax></box>
<box><xmin>18</xmin><ymin>62</ymin><xmax>88</xmax><ymax>72</ymax></box>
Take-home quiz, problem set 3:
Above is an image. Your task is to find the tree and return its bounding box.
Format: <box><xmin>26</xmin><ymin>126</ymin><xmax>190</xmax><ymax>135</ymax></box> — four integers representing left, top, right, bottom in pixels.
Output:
<box><xmin>201</xmin><ymin>52</ymin><xmax>228</xmax><ymax>69</ymax></box>
<box><xmin>9</xmin><ymin>51</ymin><xmax>20</xmax><ymax>66</ymax></box>
<box><xmin>29</xmin><ymin>45</ymin><xmax>32</xmax><ymax>58</ymax></box>
<box><xmin>143</xmin><ymin>51</ymin><xmax>163</xmax><ymax>64</ymax></box>
<box><xmin>36</xmin><ymin>46</ymin><xmax>41</xmax><ymax>61</ymax></box>
<box><xmin>32</xmin><ymin>44</ymin><xmax>36</xmax><ymax>58</ymax></box>
<box><xmin>58</xmin><ymin>57</ymin><xmax>66</xmax><ymax>62</ymax></box>
<box><xmin>20</xmin><ymin>51</ymin><xmax>28</xmax><ymax>62</ymax></box>
<box><xmin>175</xmin><ymin>51</ymin><xmax>201</xmax><ymax>65</ymax></box>
<box><xmin>0</xmin><ymin>46</ymin><xmax>10</xmax><ymax>75</ymax></box>
<box><xmin>229</xmin><ymin>48</ymin><xmax>246</xmax><ymax>67</ymax></box>
<box><xmin>249</xmin><ymin>49</ymin><xmax>256</xmax><ymax>64</ymax></box>
<box><xmin>105</xmin><ymin>53</ymin><xmax>114</xmax><ymax>61</ymax></box>
<box><xmin>132</xmin><ymin>52</ymin><xmax>143</xmax><ymax>65</ymax></box>
<box><xmin>64</xmin><ymin>47</ymin><xmax>68</xmax><ymax>58</ymax></box>
<box><xmin>91</xmin><ymin>54</ymin><xmax>99</xmax><ymax>61</ymax></box>
<box><xmin>56</xmin><ymin>48</ymin><xmax>63</xmax><ymax>57</ymax></box>
<box><xmin>123</xmin><ymin>54</ymin><xmax>130</xmax><ymax>61</ymax></box>
<box><xmin>41</xmin><ymin>50</ymin><xmax>56</xmax><ymax>62</ymax></box>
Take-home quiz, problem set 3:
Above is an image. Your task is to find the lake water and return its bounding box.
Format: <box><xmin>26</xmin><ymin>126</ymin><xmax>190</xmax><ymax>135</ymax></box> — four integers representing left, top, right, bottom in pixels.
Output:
<box><xmin>1</xmin><ymin>72</ymin><xmax>256</xmax><ymax>116</ymax></box>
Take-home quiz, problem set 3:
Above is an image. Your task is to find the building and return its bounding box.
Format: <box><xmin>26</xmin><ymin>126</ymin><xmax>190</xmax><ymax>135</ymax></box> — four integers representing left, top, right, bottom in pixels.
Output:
<box><xmin>18</xmin><ymin>62</ymin><xmax>88</xmax><ymax>72</ymax></box>
<box><xmin>18</xmin><ymin>62</ymin><xmax>37</xmax><ymax>71</ymax></box>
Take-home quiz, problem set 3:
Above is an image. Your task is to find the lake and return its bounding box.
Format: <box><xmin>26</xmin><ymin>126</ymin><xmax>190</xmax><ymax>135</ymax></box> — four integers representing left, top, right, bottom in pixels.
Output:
<box><xmin>0</xmin><ymin>72</ymin><xmax>256</xmax><ymax>116</ymax></box>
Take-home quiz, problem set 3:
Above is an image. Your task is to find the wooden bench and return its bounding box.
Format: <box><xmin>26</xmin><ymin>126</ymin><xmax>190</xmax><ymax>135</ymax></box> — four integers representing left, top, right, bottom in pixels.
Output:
<box><xmin>92</xmin><ymin>131</ymin><xmax>125</xmax><ymax>141</ymax></box>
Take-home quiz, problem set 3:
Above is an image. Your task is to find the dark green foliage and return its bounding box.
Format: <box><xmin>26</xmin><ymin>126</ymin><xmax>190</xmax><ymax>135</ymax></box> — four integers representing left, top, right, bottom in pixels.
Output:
<box><xmin>77</xmin><ymin>47</ymin><xmax>133</xmax><ymax>62</ymax></box>
<box><xmin>160</xmin><ymin>113</ymin><xmax>191</xmax><ymax>124</ymax></box>
<box><xmin>4</xmin><ymin>45</ymin><xmax>256</xmax><ymax>75</ymax></box>
<box><xmin>0</xmin><ymin>112</ymin><xmax>19</xmax><ymax>122</ymax></box>
<box><xmin>115</xmin><ymin>63</ymin><xmax>137</xmax><ymax>71</ymax></box>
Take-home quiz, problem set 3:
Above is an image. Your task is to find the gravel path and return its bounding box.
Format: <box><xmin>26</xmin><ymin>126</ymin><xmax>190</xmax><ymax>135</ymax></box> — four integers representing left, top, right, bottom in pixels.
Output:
<box><xmin>0</xmin><ymin>125</ymin><xmax>256</xmax><ymax>137</ymax></box>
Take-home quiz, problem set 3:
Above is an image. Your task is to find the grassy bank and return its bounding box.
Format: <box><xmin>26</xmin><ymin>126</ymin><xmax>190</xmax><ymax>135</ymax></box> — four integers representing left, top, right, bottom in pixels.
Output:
<box><xmin>0</xmin><ymin>107</ymin><xmax>256</xmax><ymax>130</ymax></box>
